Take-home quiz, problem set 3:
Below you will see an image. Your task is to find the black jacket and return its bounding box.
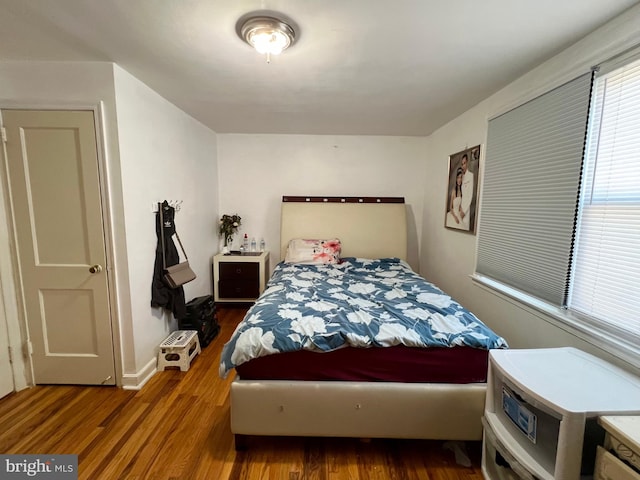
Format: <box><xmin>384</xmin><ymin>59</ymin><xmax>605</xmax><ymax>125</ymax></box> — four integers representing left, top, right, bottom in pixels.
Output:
<box><xmin>151</xmin><ymin>201</ymin><xmax>186</xmax><ymax>319</ymax></box>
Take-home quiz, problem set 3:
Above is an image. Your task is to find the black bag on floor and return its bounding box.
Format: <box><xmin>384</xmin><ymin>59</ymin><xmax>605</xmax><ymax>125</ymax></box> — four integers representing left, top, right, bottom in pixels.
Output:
<box><xmin>179</xmin><ymin>295</ymin><xmax>219</xmax><ymax>348</ymax></box>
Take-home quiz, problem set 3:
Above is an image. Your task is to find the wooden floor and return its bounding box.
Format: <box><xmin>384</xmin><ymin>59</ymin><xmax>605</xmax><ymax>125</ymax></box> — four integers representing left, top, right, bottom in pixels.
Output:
<box><xmin>0</xmin><ymin>306</ymin><xmax>484</xmax><ymax>480</ymax></box>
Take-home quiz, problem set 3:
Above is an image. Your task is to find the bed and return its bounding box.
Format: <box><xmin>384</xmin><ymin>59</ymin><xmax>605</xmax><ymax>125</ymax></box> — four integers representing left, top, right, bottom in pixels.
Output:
<box><xmin>220</xmin><ymin>196</ymin><xmax>507</xmax><ymax>447</ymax></box>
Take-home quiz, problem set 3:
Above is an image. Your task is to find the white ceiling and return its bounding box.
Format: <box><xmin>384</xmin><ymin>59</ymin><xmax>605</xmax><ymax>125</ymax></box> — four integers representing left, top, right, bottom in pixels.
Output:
<box><xmin>0</xmin><ymin>0</ymin><xmax>637</xmax><ymax>136</ymax></box>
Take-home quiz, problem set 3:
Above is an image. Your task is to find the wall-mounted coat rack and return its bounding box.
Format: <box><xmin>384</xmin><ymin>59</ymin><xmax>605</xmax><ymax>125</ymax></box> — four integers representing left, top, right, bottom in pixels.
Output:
<box><xmin>152</xmin><ymin>200</ymin><xmax>183</xmax><ymax>212</ymax></box>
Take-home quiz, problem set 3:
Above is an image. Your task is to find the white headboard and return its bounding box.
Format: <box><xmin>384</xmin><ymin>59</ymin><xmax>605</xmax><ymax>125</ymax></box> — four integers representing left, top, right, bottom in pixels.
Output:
<box><xmin>280</xmin><ymin>196</ymin><xmax>407</xmax><ymax>261</ymax></box>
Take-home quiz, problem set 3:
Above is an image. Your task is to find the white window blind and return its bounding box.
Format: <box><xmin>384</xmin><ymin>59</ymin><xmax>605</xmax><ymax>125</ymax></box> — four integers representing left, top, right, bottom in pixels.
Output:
<box><xmin>569</xmin><ymin>54</ymin><xmax>640</xmax><ymax>340</ymax></box>
<box><xmin>477</xmin><ymin>73</ymin><xmax>593</xmax><ymax>306</ymax></box>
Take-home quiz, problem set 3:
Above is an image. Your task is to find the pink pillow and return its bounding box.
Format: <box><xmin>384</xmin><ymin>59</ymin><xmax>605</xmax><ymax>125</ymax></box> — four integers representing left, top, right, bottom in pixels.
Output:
<box><xmin>285</xmin><ymin>238</ymin><xmax>342</xmax><ymax>264</ymax></box>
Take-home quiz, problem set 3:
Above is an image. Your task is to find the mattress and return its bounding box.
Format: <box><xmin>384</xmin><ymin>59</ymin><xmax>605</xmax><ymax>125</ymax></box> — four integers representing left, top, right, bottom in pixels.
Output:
<box><xmin>220</xmin><ymin>257</ymin><xmax>507</xmax><ymax>379</ymax></box>
<box><xmin>235</xmin><ymin>344</ymin><xmax>490</xmax><ymax>383</ymax></box>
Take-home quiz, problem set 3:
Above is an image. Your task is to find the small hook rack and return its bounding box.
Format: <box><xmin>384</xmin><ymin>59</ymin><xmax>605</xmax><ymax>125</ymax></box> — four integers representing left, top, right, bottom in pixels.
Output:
<box><xmin>152</xmin><ymin>200</ymin><xmax>183</xmax><ymax>213</ymax></box>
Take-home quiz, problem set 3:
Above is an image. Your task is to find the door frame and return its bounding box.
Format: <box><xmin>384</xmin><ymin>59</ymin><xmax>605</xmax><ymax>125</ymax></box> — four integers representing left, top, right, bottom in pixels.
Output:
<box><xmin>0</xmin><ymin>101</ymin><xmax>123</xmax><ymax>388</ymax></box>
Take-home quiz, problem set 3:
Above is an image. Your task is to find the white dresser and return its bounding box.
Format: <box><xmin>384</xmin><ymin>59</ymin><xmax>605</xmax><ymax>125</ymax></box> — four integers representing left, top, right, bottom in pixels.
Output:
<box><xmin>595</xmin><ymin>416</ymin><xmax>640</xmax><ymax>480</ymax></box>
<box><xmin>482</xmin><ymin>348</ymin><xmax>640</xmax><ymax>480</ymax></box>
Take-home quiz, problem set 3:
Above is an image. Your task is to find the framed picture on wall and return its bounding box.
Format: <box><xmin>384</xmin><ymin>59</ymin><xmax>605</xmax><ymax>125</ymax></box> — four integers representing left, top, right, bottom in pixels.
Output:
<box><xmin>444</xmin><ymin>145</ymin><xmax>480</xmax><ymax>234</ymax></box>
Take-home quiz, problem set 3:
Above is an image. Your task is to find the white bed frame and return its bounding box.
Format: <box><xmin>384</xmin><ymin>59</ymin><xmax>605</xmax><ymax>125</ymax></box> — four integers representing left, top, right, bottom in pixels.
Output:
<box><xmin>230</xmin><ymin>197</ymin><xmax>486</xmax><ymax>446</ymax></box>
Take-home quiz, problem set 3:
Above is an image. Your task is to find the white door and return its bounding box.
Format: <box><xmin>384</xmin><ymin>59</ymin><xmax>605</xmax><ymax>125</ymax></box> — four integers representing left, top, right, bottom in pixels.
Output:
<box><xmin>2</xmin><ymin>109</ymin><xmax>115</xmax><ymax>385</ymax></box>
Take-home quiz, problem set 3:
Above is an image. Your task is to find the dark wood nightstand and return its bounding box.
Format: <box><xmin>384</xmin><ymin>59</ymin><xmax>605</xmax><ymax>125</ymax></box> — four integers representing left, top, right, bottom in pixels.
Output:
<box><xmin>213</xmin><ymin>251</ymin><xmax>270</xmax><ymax>303</ymax></box>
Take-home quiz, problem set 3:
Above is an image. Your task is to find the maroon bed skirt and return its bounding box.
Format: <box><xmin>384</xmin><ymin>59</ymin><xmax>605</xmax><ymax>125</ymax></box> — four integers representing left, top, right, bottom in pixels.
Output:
<box><xmin>235</xmin><ymin>345</ymin><xmax>490</xmax><ymax>383</ymax></box>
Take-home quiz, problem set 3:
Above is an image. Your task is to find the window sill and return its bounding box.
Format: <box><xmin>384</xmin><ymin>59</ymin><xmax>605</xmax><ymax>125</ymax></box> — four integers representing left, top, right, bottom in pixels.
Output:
<box><xmin>471</xmin><ymin>273</ymin><xmax>640</xmax><ymax>372</ymax></box>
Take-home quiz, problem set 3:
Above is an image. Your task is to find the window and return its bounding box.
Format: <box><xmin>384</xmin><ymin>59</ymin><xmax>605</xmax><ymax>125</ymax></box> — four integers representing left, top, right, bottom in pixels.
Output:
<box><xmin>569</xmin><ymin>53</ymin><xmax>640</xmax><ymax>341</ymax></box>
<box><xmin>477</xmin><ymin>48</ymin><xmax>640</xmax><ymax>356</ymax></box>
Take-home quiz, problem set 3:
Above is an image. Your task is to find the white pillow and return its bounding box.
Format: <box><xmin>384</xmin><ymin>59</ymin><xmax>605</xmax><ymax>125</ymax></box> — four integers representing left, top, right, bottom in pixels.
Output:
<box><xmin>284</xmin><ymin>238</ymin><xmax>342</xmax><ymax>265</ymax></box>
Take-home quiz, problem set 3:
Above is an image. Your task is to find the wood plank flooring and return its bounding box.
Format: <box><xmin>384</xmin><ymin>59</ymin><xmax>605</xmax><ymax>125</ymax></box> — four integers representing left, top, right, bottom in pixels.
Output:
<box><xmin>0</xmin><ymin>306</ymin><xmax>484</xmax><ymax>479</ymax></box>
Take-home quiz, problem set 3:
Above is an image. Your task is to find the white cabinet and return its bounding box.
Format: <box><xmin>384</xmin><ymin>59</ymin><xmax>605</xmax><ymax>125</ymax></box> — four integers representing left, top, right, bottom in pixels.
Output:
<box><xmin>482</xmin><ymin>347</ymin><xmax>640</xmax><ymax>480</ymax></box>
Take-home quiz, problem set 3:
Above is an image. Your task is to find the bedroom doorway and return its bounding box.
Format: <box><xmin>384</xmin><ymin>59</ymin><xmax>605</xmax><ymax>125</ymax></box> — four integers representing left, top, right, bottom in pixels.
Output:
<box><xmin>1</xmin><ymin>109</ymin><xmax>116</xmax><ymax>385</ymax></box>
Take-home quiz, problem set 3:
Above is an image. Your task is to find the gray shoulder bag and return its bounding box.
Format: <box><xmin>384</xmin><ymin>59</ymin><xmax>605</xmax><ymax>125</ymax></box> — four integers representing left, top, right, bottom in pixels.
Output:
<box><xmin>160</xmin><ymin>203</ymin><xmax>196</xmax><ymax>288</ymax></box>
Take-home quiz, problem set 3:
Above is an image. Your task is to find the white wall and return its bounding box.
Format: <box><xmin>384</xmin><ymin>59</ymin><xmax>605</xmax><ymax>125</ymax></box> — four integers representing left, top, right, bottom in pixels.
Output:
<box><xmin>217</xmin><ymin>134</ymin><xmax>428</xmax><ymax>272</ymax></box>
<box><xmin>421</xmin><ymin>5</ymin><xmax>640</xmax><ymax>373</ymax></box>
<box><xmin>113</xmin><ymin>65</ymin><xmax>218</xmax><ymax>381</ymax></box>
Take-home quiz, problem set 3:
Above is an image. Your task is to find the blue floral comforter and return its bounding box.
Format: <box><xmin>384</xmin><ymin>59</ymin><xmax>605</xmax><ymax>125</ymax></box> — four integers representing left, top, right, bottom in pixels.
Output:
<box><xmin>219</xmin><ymin>257</ymin><xmax>508</xmax><ymax>378</ymax></box>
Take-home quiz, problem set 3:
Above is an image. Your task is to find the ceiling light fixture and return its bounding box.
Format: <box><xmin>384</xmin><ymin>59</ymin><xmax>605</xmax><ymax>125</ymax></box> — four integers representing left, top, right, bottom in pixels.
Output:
<box><xmin>238</xmin><ymin>15</ymin><xmax>296</xmax><ymax>63</ymax></box>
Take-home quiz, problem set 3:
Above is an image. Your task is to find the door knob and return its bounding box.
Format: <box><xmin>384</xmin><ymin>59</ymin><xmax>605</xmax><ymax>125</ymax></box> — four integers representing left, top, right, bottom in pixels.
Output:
<box><xmin>89</xmin><ymin>264</ymin><xmax>103</xmax><ymax>274</ymax></box>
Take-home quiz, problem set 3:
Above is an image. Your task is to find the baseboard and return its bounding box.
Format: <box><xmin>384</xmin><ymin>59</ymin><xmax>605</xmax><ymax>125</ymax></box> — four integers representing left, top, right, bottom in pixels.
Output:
<box><xmin>121</xmin><ymin>357</ymin><xmax>157</xmax><ymax>390</ymax></box>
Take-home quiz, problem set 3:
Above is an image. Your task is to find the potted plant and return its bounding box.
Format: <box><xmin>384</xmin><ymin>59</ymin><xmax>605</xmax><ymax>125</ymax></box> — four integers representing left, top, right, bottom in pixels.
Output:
<box><xmin>218</xmin><ymin>213</ymin><xmax>241</xmax><ymax>254</ymax></box>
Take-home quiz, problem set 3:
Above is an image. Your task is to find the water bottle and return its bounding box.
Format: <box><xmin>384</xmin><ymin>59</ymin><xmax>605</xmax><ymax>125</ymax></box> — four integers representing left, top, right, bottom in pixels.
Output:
<box><xmin>259</xmin><ymin>238</ymin><xmax>266</xmax><ymax>252</ymax></box>
<box><xmin>250</xmin><ymin>237</ymin><xmax>257</xmax><ymax>252</ymax></box>
<box><xmin>242</xmin><ymin>234</ymin><xmax>249</xmax><ymax>251</ymax></box>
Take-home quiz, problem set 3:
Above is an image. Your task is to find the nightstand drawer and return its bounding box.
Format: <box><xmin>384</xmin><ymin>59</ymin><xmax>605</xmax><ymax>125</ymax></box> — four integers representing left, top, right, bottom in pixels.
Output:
<box><xmin>607</xmin><ymin>429</ymin><xmax>640</xmax><ymax>471</ymax></box>
<box><xmin>595</xmin><ymin>446</ymin><xmax>640</xmax><ymax>480</ymax></box>
<box><xmin>218</xmin><ymin>279</ymin><xmax>259</xmax><ymax>299</ymax></box>
<box><xmin>219</xmin><ymin>262</ymin><xmax>259</xmax><ymax>280</ymax></box>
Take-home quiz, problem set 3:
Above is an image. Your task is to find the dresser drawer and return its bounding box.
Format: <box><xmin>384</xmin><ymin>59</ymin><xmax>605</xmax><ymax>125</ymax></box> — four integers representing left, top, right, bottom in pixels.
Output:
<box><xmin>219</xmin><ymin>262</ymin><xmax>259</xmax><ymax>280</ymax></box>
<box><xmin>218</xmin><ymin>279</ymin><xmax>259</xmax><ymax>299</ymax></box>
<box><xmin>595</xmin><ymin>446</ymin><xmax>640</xmax><ymax>480</ymax></box>
<box><xmin>607</xmin><ymin>430</ymin><xmax>640</xmax><ymax>471</ymax></box>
